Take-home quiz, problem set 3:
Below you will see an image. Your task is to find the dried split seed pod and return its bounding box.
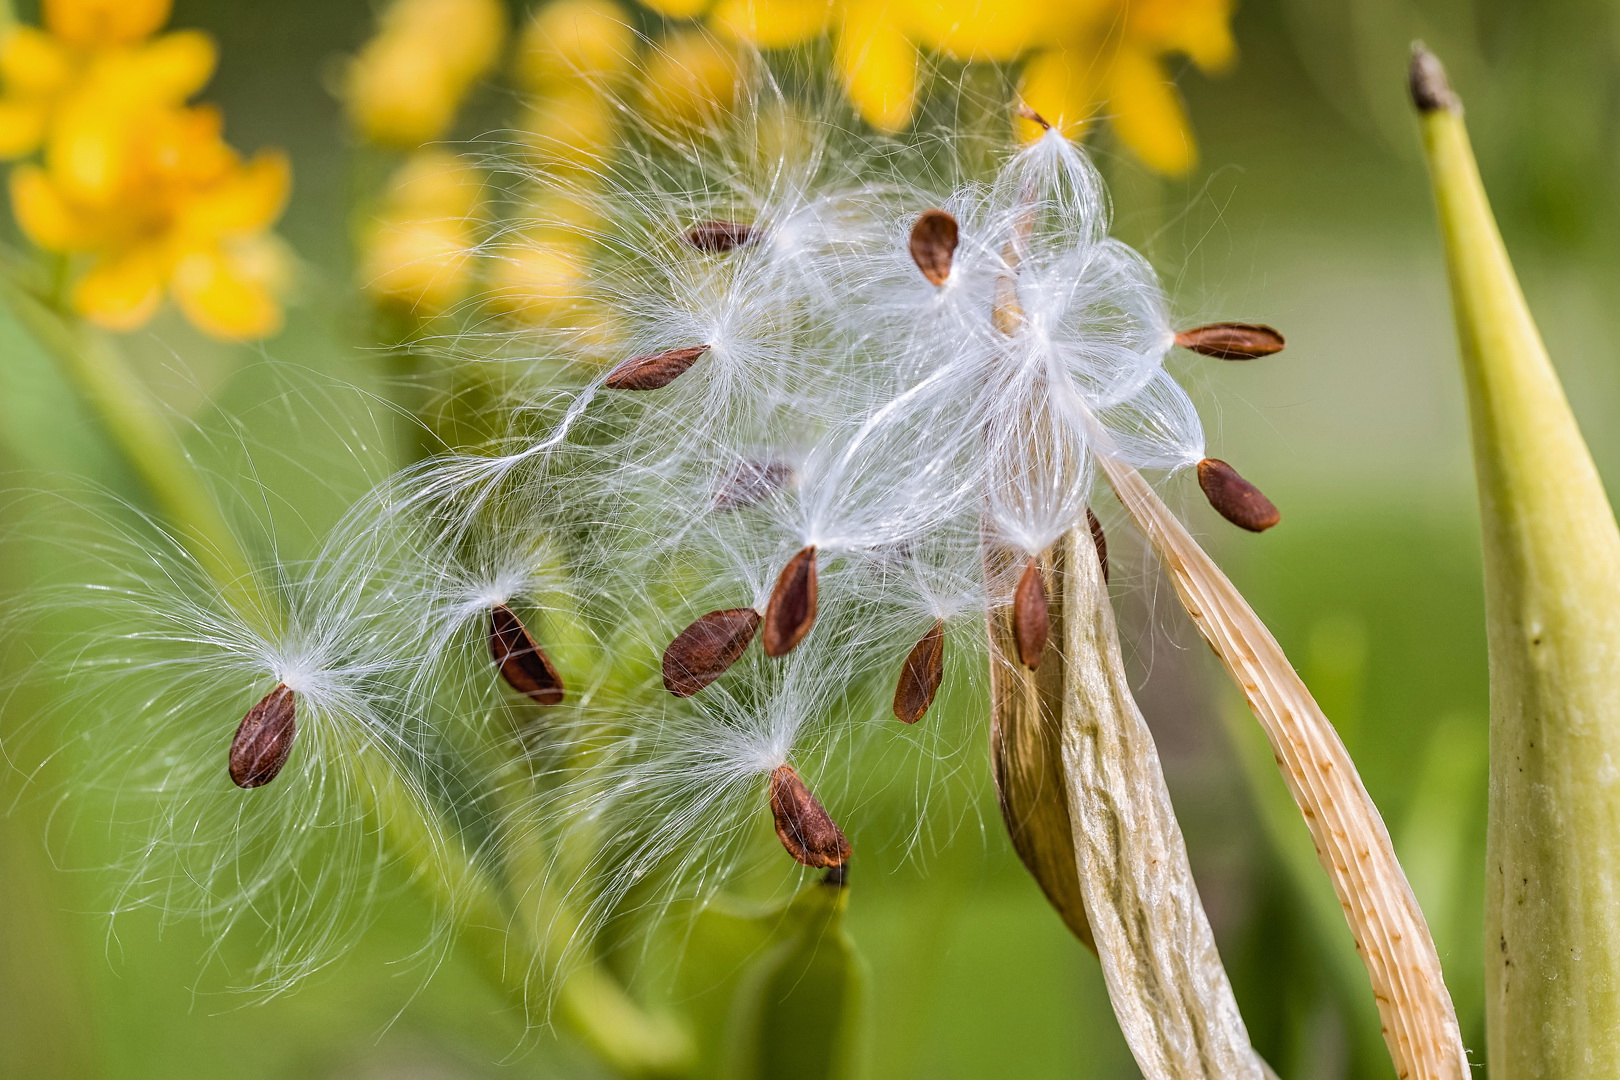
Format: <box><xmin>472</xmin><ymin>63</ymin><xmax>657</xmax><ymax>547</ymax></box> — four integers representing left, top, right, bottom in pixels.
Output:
<box><xmin>892</xmin><ymin>619</ymin><xmax>946</xmax><ymax>724</ymax></box>
<box><xmin>909</xmin><ymin>208</ymin><xmax>959</xmax><ymax>286</ymax></box>
<box><xmin>604</xmin><ymin>344</ymin><xmax>711</xmax><ymax>390</ymax></box>
<box><xmin>662</xmin><ymin>607</ymin><xmax>762</xmax><ymax>696</ymax></box>
<box><xmin>768</xmin><ymin>764</ymin><xmax>850</xmax><ymax>868</ymax></box>
<box><xmin>1012</xmin><ymin>557</ymin><xmax>1050</xmax><ymax>669</ymax></box>
<box><xmin>762</xmin><ymin>545</ymin><xmax>818</xmax><ymax>657</ymax></box>
<box><xmin>229</xmin><ymin>683</ymin><xmax>297</xmax><ymax>789</ymax></box>
<box><xmin>489</xmin><ymin>604</ymin><xmax>566</xmax><ymax>705</ymax></box>
<box><xmin>1174</xmin><ymin>322</ymin><xmax>1286</xmax><ymax>360</ymax></box>
<box><xmin>1196</xmin><ymin>458</ymin><xmax>1281</xmax><ymax>532</ymax></box>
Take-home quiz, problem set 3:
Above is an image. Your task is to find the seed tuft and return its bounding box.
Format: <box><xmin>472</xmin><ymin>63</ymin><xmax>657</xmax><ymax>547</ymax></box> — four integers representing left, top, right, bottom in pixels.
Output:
<box><xmin>489</xmin><ymin>604</ymin><xmax>566</xmax><ymax>705</ymax></box>
<box><xmin>229</xmin><ymin>683</ymin><xmax>297</xmax><ymax>789</ymax></box>
<box><xmin>768</xmin><ymin>764</ymin><xmax>851</xmax><ymax>868</ymax></box>
<box><xmin>1013</xmin><ymin>557</ymin><xmax>1050</xmax><ymax>669</ymax></box>
<box><xmin>662</xmin><ymin>607</ymin><xmax>762</xmax><ymax>696</ymax></box>
<box><xmin>1196</xmin><ymin>458</ymin><xmax>1281</xmax><ymax>532</ymax></box>
<box><xmin>604</xmin><ymin>345</ymin><xmax>711</xmax><ymax>390</ymax></box>
<box><xmin>684</xmin><ymin>220</ymin><xmax>756</xmax><ymax>251</ymax></box>
<box><xmin>892</xmin><ymin>619</ymin><xmax>946</xmax><ymax>723</ymax></box>
<box><xmin>909</xmin><ymin>209</ymin><xmax>959</xmax><ymax>286</ymax></box>
<box><xmin>762</xmin><ymin>545</ymin><xmax>818</xmax><ymax>657</ymax></box>
<box><xmin>1174</xmin><ymin>322</ymin><xmax>1286</xmax><ymax>360</ymax></box>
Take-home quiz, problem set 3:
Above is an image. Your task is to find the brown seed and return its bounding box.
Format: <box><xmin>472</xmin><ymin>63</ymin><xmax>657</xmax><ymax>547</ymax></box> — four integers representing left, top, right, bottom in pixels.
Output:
<box><xmin>762</xmin><ymin>545</ymin><xmax>818</xmax><ymax>657</ymax></box>
<box><xmin>603</xmin><ymin>345</ymin><xmax>710</xmax><ymax>390</ymax></box>
<box><xmin>1196</xmin><ymin>458</ymin><xmax>1281</xmax><ymax>533</ymax></box>
<box><xmin>662</xmin><ymin>607</ymin><xmax>761</xmax><ymax>696</ymax></box>
<box><xmin>229</xmin><ymin>683</ymin><xmax>297</xmax><ymax>789</ymax></box>
<box><xmin>685</xmin><ymin>221</ymin><xmax>756</xmax><ymax>252</ymax></box>
<box><xmin>1012</xmin><ymin>557</ymin><xmax>1049</xmax><ymax>670</ymax></box>
<box><xmin>1015</xmin><ymin>102</ymin><xmax>1051</xmax><ymax>130</ymax></box>
<box><xmin>713</xmin><ymin>460</ymin><xmax>794</xmax><ymax>511</ymax></box>
<box><xmin>892</xmin><ymin>619</ymin><xmax>946</xmax><ymax>724</ymax></box>
<box><xmin>909</xmin><ymin>208</ymin><xmax>959</xmax><ymax>286</ymax></box>
<box><xmin>489</xmin><ymin>604</ymin><xmax>566</xmax><ymax>705</ymax></box>
<box><xmin>1087</xmin><ymin>507</ymin><xmax>1109</xmax><ymax>584</ymax></box>
<box><xmin>1408</xmin><ymin>44</ymin><xmax>1458</xmax><ymax>114</ymax></box>
<box><xmin>768</xmin><ymin>764</ymin><xmax>851</xmax><ymax>868</ymax></box>
<box><xmin>1174</xmin><ymin>322</ymin><xmax>1286</xmax><ymax>360</ymax></box>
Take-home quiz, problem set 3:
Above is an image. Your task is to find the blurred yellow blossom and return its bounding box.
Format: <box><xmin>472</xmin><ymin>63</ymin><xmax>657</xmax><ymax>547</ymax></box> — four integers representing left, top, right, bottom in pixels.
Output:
<box><xmin>345</xmin><ymin>0</ymin><xmax>507</xmax><ymax>147</ymax></box>
<box><xmin>637</xmin><ymin>0</ymin><xmax>1235</xmax><ymax>171</ymax></box>
<box><xmin>362</xmin><ymin>151</ymin><xmax>485</xmax><ymax>315</ymax></box>
<box><xmin>0</xmin><ymin>0</ymin><xmax>293</xmax><ymax>339</ymax></box>
<box><xmin>517</xmin><ymin>0</ymin><xmax>638</xmax><ymax>89</ymax></box>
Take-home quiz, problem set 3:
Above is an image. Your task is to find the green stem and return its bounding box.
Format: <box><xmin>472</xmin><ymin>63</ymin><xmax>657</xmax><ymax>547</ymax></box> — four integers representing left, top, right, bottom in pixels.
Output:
<box><xmin>7</xmin><ymin>283</ymin><xmax>688</xmax><ymax>1076</ymax></box>
<box><xmin>1413</xmin><ymin>46</ymin><xmax>1620</xmax><ymax>1077</ymax></box>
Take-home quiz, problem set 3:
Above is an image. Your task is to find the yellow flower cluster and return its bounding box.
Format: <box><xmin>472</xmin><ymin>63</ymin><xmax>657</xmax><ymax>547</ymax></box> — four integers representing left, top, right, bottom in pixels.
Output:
<box><xmin>0</xmin><ymin>0</ymin><xmax>292</xmax><ymax>339</ymax></box>
<box><xmin>651</xmin><ymin>0</ymin><xmax>1235</xmax><ymax>173</ymax></box>
<box><xmin>360</xmin><ymin>151</ymin><xmax>484</xmax><ymax>315</ymax></box>
<box><xmin>344</xmin><ymin>0</ymin><xmax>507</xmax><ymax>148</ymax></box>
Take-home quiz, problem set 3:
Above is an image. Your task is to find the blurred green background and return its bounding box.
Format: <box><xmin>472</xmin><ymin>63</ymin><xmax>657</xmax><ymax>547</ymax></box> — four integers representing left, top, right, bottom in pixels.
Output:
<box><xmin>4</xmin><ymin>0</ymin><xmax>1618</xmax><ymax>1075</ymax></box>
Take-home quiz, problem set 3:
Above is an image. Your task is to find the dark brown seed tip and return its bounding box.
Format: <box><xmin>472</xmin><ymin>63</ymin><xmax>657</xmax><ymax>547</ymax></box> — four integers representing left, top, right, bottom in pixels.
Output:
<box><xmin>489</xmin><ymin>604</ymin><xmax>566</xmax><ymax>705</ymax></box>
<box><xmin>662</xmin><ymin>607</ymin><xmax>761</xmax><ymax>696</ymax></box>
<box><xmin>1409</xmin><ymin>43</ymin><xmax>1458</xmax><ymax>114</ymax></box>
<box><xmin>892</xmin><ymin>619</ymin><xmax>946</xmax><ymax>724</ymax></box>
<box><xmin>713</xmin><ymin>460</ymin><xmax>794</xmax><ymax>512</ymax></box>
<box><xmin>230</xmin><ymin>683</ymin><xmax>297</xmax><ymax>789</ymax></box>
<box><xmin>762</xmin><ymin>545</ymin><xmax>818</xmax><ymax>657</ymax></box>
<box><xmin>1015</xmin><ymin>102</ymin><xmax>1051</xmax><ymax>130</ymax></box>
<box><xmin>1197</xmin><ymin>458</ymin><xmax>1281</xmax><ymax>533</ymax></box>
<box><xmin>768</xmin><ymin>764</ymin><xmax>851</xmax><ymax>869</ymax></box>
<box><xmin>1174</xmin><ymin>322</ymin><xmax>1286</xmax><ymax>360</ymax></box>
<box><xmin>685</xmin><ymin>220</ymin><xmax>756</xmax><ymax>252</ymax></box>
<box><xmin>603</xmin><ymin>344</ymin><xmax>710</xmax><ymax>390</ymax></box>
<box><xmin>1086</xmin><ymin>507</ymin><xmax>1109</xmax><ymax>585</ymax></box>
<box><xmin>1012</xmin><ymin>557</ymin><xmax>1049</xmax><ymax>670</ymax></box>
<box><xmin>909</xmin><ymin>208</ymin><xmax>959</xmax><ymax>287</ymax></box>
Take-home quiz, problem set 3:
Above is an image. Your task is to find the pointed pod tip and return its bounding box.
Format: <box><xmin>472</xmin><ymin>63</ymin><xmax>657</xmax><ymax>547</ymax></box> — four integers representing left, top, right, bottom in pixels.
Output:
<box><xmin>1197</xmin><ymin>458</ymin><xmax>1281</xmax><ymax>532</ymax></box>
<box><xmin>230</xmin><ymin>683</ymin><xmax>297</xmax><ymax>789</ymax></box>
<box><xmin>768</xmin><ymin>764</ymin><xmax>851</xmax><ymax>869</ymax></box>
<box><xmin>1409</xmin><ymin>43</ymin><xmax>1459</xmax><ymax>114</ymax></box>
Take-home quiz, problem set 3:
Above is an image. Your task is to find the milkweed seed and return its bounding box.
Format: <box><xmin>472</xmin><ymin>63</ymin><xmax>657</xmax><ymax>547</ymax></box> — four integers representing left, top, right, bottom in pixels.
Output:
<box><xmin>229</xmin><ymin>683</ymin><xmax>297</xmax><ymax>789</ymax></box>
<box><xmin>604</xmin><ymin>345</ymin><xmax>710</xmax><ymax>390</ymax></box>
<box><xmin>685</xmin><ymin>220</ymin><xmax>756</xmax><ymax>251</ymax></box>
<box><xmin>1196</xmin><ymin>458</ymin><xmax>1281</xmax><ymax>532</ymax></box>
<box><xmin>909</xmin><ymin>208</ymin><xmax>959</xmax><ymax>286</ymax></box>
<box><xmin>489</xmin><ymin>604</ymin><xmax>566</xmax><ymax>705</ymax></box>
<box><xmin>713</xmin><ymin>460</ymin><xmax>794</xmax><ymax>511</ymax></box>
<box><xmin>1013</xmin><ymin>557</ymin><xmax>1050</xmax><ymax>669</ymax></box>
<box><xmin>1174</xmin><ymin>322</ymin><xmax>1286</xmax><ymax>360</ymax></box>
<box><xmin>892</xmin><ymin>619</ymin><xmax>946</xmax><ymax>723</ymax></box>
<box><xmin>662</xmin><ymin>607</ymin><xmax>762</xmax><ymax>696</ymax></box>
<box><xmin>768</xmin><ymin>764</ymin><xmax>851</xmax><ymax>868</ymax></box>
<box><xmin>762</xmin><ymin>545</ymin><xmax>818</xmax><ymax>657</ymax></box>
<box><xmin>1087</xmin><ymin>507</ymin><xmax>1109</xmax><ymax>584</ymax></box>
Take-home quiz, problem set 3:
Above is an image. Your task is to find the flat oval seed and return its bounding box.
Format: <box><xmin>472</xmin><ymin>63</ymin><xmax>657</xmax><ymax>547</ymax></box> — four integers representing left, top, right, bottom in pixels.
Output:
<box><xmin>1174</xmin><ymin>322</ymin><xmax>1286</xmax><ymax>360</ymax></box>
<box><xmin>768</xmin><ymin>764</ymin><xmax>851</xmax><ymax>868</ymax></box>
<box><xmin>713</xmin><ymin>460</ymin><xmax>794</xmax><ymax>511</ymax></box>
<box><xmin>604</xmin><ymin>345</ymin><xmax>710</xmax><ymax>390</ymax></box>
<box><xmin>1086</xmin><ymin>507</ymin><xmax>1110</xmax><ymax>584</ymax></box>
<box><xmin>762</xmin><ymin>545</ymin><xmax>818</xmax><ymax>657</ymax></box>
<box><xmin>230</xmin><ymin>683</ymin><xmax>297</xmax><ymax>789</ymax></box>
<box><xmin>489</xmin><ymin>604</ymin><xmax>566</xmax><ymax>705</ymax></box>
<box><xmin>662</xmin><ymin>608</ymin><xmax>762</xmax><ymax>696</ymax></box>
<box><xmin>909</xmin><ymin>208</ymin><xmax>959</xmax><ymax>286</ymax></box>
<box><xmin>1197</xmin><ymin>458</ymin><xmax>1281</xmax><ymax>532</ymax></box>
<box><xmin>685</xmin><ymin>221</ymin><xmax>756</xmax><ymax>251</ymax></box>
<box><xmin>1013</xmin><ymin>557</ymin><xmax>1050</xmax><ymax>670</ymax></box>
<box><xmin>892</xmin><ymin>619</ymin><xmax>946</xmax><ymax>723</ymax></box>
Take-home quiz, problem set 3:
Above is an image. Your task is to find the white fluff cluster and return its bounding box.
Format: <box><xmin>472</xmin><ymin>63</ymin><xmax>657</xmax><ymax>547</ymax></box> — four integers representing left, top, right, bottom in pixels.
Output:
<box><xmin>68</xmin><ymin>66</ymin><xmax>1219</xmax><ymax>992</ymax></box>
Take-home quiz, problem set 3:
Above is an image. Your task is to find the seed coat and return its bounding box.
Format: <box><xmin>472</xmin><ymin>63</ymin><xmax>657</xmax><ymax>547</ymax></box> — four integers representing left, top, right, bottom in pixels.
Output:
<box><xmin>685</xmin><ymin>221</ymin><xmax>756</xmax><ymax>251</ymax></box>
<box><xmin>1174</xmin><ymin>322</ymin><xmax>1286</xmax><ymax>360</ymax></box>
<box><xmin>1196</xmin><ymin>458</ymin><xmax>1281</xmax><ymax>532</ymax></box>
<box><xmin>489</xmin><ymin>604</ymin><xmax>566</xmax><ymax>705</ymax></box>
<box><xmin>662</xmin><ymin>607</ymin><xmax>761</xmax><ymax>696</ymax></box>
<box><xmin>768</xmin><ymin>764</ymin><xmax>851</xmax><ymax>868</ymax></box>
<box><xmin>604</xmin><ymin>345</ymin><xmax>710</xmax><ymax>390</ymax></box>
<box><xmin>909</xmin><ymin>209</ymin><xmax>959</xmax><ymax>286</ymax></box>
<box><xmin>1013</xmin><ymin>557</ymin><xmax>1050</xmax><ymax>669</ymax></box>
<box><xmin>762</xmin><ymin>545</ymin><xmax>818</xmax><ymax>657</ymax></box>
<box><xmin>893</xmin><ymin>619</ymin><xmax>946</xmax><ymax>723</ymax></box>
<box><xmin>230</xmin><ymin>683</ymin><xmax>297</xmax><ymax>789</ymax></box>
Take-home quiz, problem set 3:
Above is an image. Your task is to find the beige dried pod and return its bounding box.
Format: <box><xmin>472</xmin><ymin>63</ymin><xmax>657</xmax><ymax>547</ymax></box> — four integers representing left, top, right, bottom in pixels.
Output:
<box><xmin>1097</xmin><ymin>451</ymin><xmax>1469</xmax><ymax>1080</ymax></box>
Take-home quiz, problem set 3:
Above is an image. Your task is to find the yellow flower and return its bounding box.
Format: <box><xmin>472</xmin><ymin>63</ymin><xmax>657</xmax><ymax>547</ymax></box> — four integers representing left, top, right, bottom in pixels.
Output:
<box><xmin>345</xmin><ymin>0</ymin><xmax>507</xmax><ymax>147</ymax></box>
<box><xmin>361</xmin><ymin>152</ymin><xmax>484</xmax><ymax>315</ymax></box>
<box><xmin>517</xmin><ymin>0</ymin><xmax>637</xmax><ymax>91</ymax></box>
<box><xmin>0</xmin><ymin>0</ymin><xmax>293</xmax><ymax>339</ymax></box>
